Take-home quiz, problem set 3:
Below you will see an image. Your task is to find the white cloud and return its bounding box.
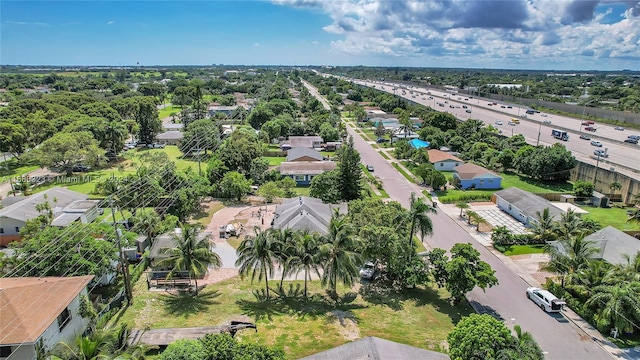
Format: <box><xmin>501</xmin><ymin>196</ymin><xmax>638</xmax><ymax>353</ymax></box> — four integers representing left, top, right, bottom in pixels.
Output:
<box><xmin>107</xmin><ymin>21</ymin><xmax>115</xmax><ymax>25</ymax></box>
<box><xmin>254</xmin><ymin>43</ymin><xmax>260</xmax><ymax>47</ymax></box>
<box><xmin>274</xmin><ymin>0</ymin><xmax>640</xmax><ymax>69</ymax></box>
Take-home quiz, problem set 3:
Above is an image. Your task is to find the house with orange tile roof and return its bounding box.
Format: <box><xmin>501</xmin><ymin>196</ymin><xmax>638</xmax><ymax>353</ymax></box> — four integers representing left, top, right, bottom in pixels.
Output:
<box><xmin>426</xmin><ymin>149</ymin><xmax>464</xmax><ymax>171</ymax></box>
<box><xmin>0</xmin><ymin>276</ymin><xmax>94</xmax><ymax>359</ymax></box>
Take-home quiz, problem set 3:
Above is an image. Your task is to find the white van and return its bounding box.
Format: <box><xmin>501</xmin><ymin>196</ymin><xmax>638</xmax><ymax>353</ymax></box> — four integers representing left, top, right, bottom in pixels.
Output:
<box><xmin>526</xmin><ymin>287</ymin><xmax>565</xmax><ymax>313</ymax></box>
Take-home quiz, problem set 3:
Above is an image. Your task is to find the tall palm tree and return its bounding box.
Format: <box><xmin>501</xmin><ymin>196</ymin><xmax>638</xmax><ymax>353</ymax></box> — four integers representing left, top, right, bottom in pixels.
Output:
<box><xmin>319</xmin><ymin>213</ymin><xmax>361</xmax><ymax>296</ymax></box>
<box><xmin>236</xmin><ymin>227</ymin><xmax>280</xmax><ymax>299</ymax></box>
<box><xmin>408</xmin><ymin>192</ymin><xmax>436</xmax><ymax>245</ymax></box>
<box><xmin>289</xmin><ymin>230</ymin><xmax>322</xmax><ymax>299</ymax></box>
<box><xmin>604</xmin><ymin>251</ymin><xmax>640</xmax><ymax>284</ymax></box>
<box><xmin>586</xmin><ymin>282</ymin><xmax>640</xmax><ymax>334</ymax></box>
<box><xmin>157</xmin><ymin>223</ymin><xmax>221</xmax><ymax>292</ymax></box>
<box><xmin>545</xmin><ymin>236</ymin><xmax>599</xmax><ymax>287</ymax></box>
<box><xmin>465</xmin><ymin>210</ymin><xmax>478</xmax><ymax>225</ymax></box>
<box><xmin>455</xmin><ymin>201</ymin><xmax>470</xmax><ymax>218</ymax></box>
<box><xmin>555</xmin><ymin>209</ymin><xmax>583</xmax><ymax>241</ymax></box>
<box><xmin>269</xmin><ymin>227</ymin><xmax>295</xmax><ymax>290</ymax></box>
<box><xmin>531</xmin><ymin>208</ymin><xmax>556</xmax><ymax>243</ymax></box>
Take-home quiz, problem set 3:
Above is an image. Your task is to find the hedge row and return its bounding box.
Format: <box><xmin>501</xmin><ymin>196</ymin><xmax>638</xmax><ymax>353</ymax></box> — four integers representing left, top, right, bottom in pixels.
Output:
<box><xmin>438</xmin><ymin>193</ymin><xmax>492</xmax><ymax>204</ymax></box>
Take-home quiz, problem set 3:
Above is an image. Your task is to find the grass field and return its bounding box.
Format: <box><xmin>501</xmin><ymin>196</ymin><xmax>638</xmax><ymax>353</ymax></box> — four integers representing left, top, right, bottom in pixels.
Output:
<box><xmin>496</xmin><ymin>244</ymin><xmax>546</xmax><ymax>256</ymax></box>
<box><xmin>265</xmin><ymin>157</ymin><xmax>286</xmax><ymax>166</ymax></box>
<box><xmin>119</xmin><ymin>276</ymin><xmax>472</xmax><ymax>359</ymax></box>
<box><xmin>0</xmin><ymin>158</ymin><xmax>40</xmax><ymax>178</ymax></box>
<box><xmin>158</xmin><ymin>105</ymin><xmax>182</xmax><ymax>120</ymax></box>
<box><xmin>581</xmin><ymin>205</ymin><xmax>639</xmax><ymax>231</ymax></box>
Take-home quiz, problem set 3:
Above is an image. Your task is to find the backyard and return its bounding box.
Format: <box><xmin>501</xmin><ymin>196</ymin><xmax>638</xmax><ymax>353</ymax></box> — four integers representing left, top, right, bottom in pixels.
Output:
<box><xmin>119</xmin><ymin>276</ymin><xmax>472</xmax><ymax>358</ymax></box>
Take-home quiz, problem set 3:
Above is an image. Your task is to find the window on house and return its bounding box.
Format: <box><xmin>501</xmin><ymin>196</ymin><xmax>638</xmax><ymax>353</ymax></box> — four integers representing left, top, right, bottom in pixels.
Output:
<box><xmin>440</xmin><ymin>163</ymin><xmax>444</xmax><ymax>167</ymax></box>
<box><xmin>479</xmin><ymin>180</ymin><xmax>484</xmax><ymax>185</ymax></box>
<box><xmin>57</xmin><ymin>307</ymin><xmax>71</xmax><ymax>331</ymax></box>
<box><xmin>14</xmin><ymin>227</ymin><xmax>19</xmax><ymax>233</ymax></box>
<box><xmin>0</xmin><ymin>346</ymin><xmax>12</xmax><ymax>357</ymax></box>
<box><xmin>508</xmin><ymin>205</ymin><xmax>512</xmax><ymax>211</ymax></box>
<box><xmin>0</xmin><ymin>228</ymin><xmax>4</xmax><ymax>234</ymax></box>
<box><xmin>294</xmin><ymin>175</ymin><xmax>305</xmax><ymax>182</ymax></box>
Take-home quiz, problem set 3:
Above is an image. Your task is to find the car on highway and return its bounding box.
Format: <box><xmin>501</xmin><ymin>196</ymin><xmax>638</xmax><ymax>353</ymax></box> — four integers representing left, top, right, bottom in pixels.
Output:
<box><xmin>541</xmin><ymin>114</ymin><xmax>548</xmax><ymax>117</ymax></box>
<box><xmin>543</xmin><ymin>119</ymin><xmax>552</xmax><ymax>124</ymax></box>
<box><xmin>590</xmin><ymin>140</ymin><xmax>603</xmax><ymax>147</ymax></box>
<box><xmin>624</xmin><ymin>139</ymin><xmax>638</xmax><ymax>144</ymax></box>
<box><xmin>507</xmin><ymin>105</ymin><xmax>512</xmax><ymax>108</ymax></box>
<box><xmin>366</xmin><ymin>165</ymin><xmax>374</xmax><ymax>172</ymax></box>
<box><xmin>449</xmin><ymin>105</ymin><xmax>455</xmax><ymax>108</ymax></box>
<box><xmin>526</xmin><ymin>287</ymin><xmax>565</xmax><ymax>313</ymax></box>
<box><xmin>580</xmin><ymin>134</ymin><xmax>591</xmax><ymax>140</ymax></box>
<box><xmin>508</xmin><ymin>121</ymin><xmax>516</xmax><ymax>126</ymax></box>
<box><xmin>359</xmin><ymin>260</ymin><xmax>379</xmax><ymax>280</ymax></box>
<box><xmin>462</xmin><ymin>105</ymin><xmax>468</xmax><ymax>108</ymax></box>
<box><xmin>584</xmin><ymin>126</ymin><xmax>597</xmax><ymax>132</ymax></box>
<box><xmin>500</xmin><ymin>105</ymin><xmax>506</xmax><ymax>108</ymax></box>
<box><xmin>594</xmin><ymin>149</ymin><xmax>609</xmax><ymax>157</ymax></box>
<box><xmin>465</xmin><ymin>109</ymin><xmax>472</xmax><ymax>113</ymax></box>
<box><xmin>495</xmin><ymin>120</ymin><xmax>503</xmax><ymax>125</ymax></box>
<box><xmin>615</xmin><ymin>126</ymin><xmax>625</xmax><ymax>131</ymax></box>
<box><xmin>628</xmin><ymin>135</ymin><xmax>640</xmax><ymax>140</ymax></box>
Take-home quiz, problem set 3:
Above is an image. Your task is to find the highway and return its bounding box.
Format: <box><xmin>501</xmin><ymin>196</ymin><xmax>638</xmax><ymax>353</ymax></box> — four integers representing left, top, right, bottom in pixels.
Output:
<box><xmin>301</xmin><ymin>80</ymin><xmax>618</xmax><ymax>360</ymax></box>
<box><xmin>349</xmin><ymin>79</ymin><xmax>640</xmax><ymax>180</ymax></box>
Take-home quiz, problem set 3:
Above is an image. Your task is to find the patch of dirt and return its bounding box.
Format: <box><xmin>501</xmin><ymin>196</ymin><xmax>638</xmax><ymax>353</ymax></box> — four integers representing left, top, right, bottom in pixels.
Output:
<box><xmin>327</xmin><ymin>310</ymin><xmax>360</xmax><ymax>341</ymax></box>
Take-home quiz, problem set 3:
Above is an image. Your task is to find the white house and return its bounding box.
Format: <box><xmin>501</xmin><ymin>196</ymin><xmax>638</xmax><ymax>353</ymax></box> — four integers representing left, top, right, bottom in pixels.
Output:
<box><xmin>0</xmin><ymin>276</ymin><xmax>94</xmax><ymax>360</ymax></box>
<box><xmin>494</xmin><ymin>188</ymin><xmax>564</xmax><ymax>227</ymax></box>
<box><xmin>426</xmin><ymin>149</ymin><xmax>464</xmax><ymax>171</ymax></box>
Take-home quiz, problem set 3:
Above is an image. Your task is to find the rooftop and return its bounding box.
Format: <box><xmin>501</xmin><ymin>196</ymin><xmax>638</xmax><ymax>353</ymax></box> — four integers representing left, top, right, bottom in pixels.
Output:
<box><xmin>272</xmin><ymin>196</ymin><xmax>347</xmax><ymax>235</ymax></box>
<box><xmin>278</xmin><ymin>161</ymin><xmax>337</xmax><ymax>175</ymax></box>
<box><xmin>426</xmin><ymin>149</ymin><xmax>462</xmax><ymax>163</ymax></box>
<box><xmin>0</xmin><ymin>187</ymin><xmax>89</xmax><ymax>222</ymax></box>
<box><xmin>495</xmin><ymin>187</ymin><xmax>564</xmax><ymax>220</ymax></box>
<box><xmin>301</xmin><ymin>336</ymin><xmax>450</xmax><ymax>360</ymax></box>
<box><xmin>454</xmin><ymin>163</ymin><xmax>501</xmax><ymax>180</ymax></box>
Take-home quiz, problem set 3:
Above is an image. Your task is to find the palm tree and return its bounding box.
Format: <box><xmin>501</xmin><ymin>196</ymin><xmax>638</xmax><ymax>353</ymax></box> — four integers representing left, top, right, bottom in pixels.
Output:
<box><xmin>105</xmin><ymin>120</ymin><xmax>127</xmax><ymax>156</ymax></box>
<box><xmin>236</xmin><ymin>227</ymin><xmax>280</xmax><ymax>299</ymax></box>
<box><xmin>157</xmin><ymin>223</ymin><xmax>221</xmax><ymax>293</ymax></box>
<box><xmin>531</xmin><ymin>208</ymin><xmax>556</xmax><ymax>243</ymax></box>
<box><xmin>605</xmin><ymin>251</ymin><xmax>640</xmax><ymax>284</ymax></box>
<box><xmin>455</xmin><ymin>201</ymin><xmax>469</xmax><ymax>218</ymax></box>
<box><xmin>475</xmin><ymin>215</ymin><xmax>488</xmax><ymax>232</ymax></box>
<box><xmin>408</xmin><ymin>192</ymin><xmax>436</xmax><ymax>245</ymax></box>
<box><xmin>465</xmin><ymin>210</ymin><xmax>478</xmax><ymax>225</ymax></box>
<box><xmin>545</xmin><ymin>236</ymin><xmax>599</xmax><ymax>287</ymax></box>
<box><xmin>289</xmin><ymin>230</ymin><xmax>322</xmax><ymax>299</ymax></box>
<box><xmin>555</xmin><ymin>209</ymin><xmax>583</xmax><ymax>241</ymax></box>
<box><xmin>609</xmin><ymin>181</ymin><xmax>622</xmax><ymax>199</ymax></box>
<box><xmin>572</xmin><ymin>261</ymin><xmax>611</xmax><ymax>297</ymax></box>
<box><xmin>319</xmin><ymin>213</ymin><xmax>361</xmax><ymax>297</ymax></box>
<box><xmin>397</xmin><ymin>110</ymin><xmax>413</xmax><ymax>139</ymax></box>
<box><xmin>512</xmin><ymin>324</ymin><xmax>545</xmax><ymax>360</ymax></box>
<box><xmin>586</xmin><ymin>282</ymin><xmax>640</xmax><ymax>334</ymax></box>
<box><xmin>269</xmin><ymin>227</ymin><xmax>295</xmax><ymax>290</ymax></box>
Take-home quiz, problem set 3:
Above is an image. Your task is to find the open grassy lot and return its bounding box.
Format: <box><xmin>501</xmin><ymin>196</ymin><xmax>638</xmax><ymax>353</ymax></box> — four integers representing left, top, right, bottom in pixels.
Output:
<box><xmin>158</xmin><ymin>105</ymin><xmax>182</xmax><ymax>119</ymax></box>
<box><xmin>119</xmin><ymin>276</ymin><xmax>472</xmax><ymax>358</ymax></box>
<box><xmin>265</xmin><ymin>157</ymin><xmax>286</xmax><ymax>166</ymax></box>
<box><xmin>495</xmin><ymin>244</ymin><xmax>546</xmax><ymax>256</ymax></box>
<box><xmin>581</xmin><ymin>205</ymin><xmax>639</xmax><ymax>231</ymax></box>
<box><xmin>0</xmin><ymin>158</ymin><xmax>40</xmax><ymax>178</ymax></box>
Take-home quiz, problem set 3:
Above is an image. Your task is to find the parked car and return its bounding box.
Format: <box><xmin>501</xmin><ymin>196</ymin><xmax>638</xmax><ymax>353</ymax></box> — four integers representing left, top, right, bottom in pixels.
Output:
<box><xmin>376</xmin><ymin>138</ymin><xmax>389</xmax><ymax>143</ymax></box>
<box><xmin>147</xmin><ymin>143</ymin><xmax>166</xmax><ymax>149</ymax></box>
<box><xmin>495</xmin><ymin>120</ymin><xmax>503</xmax><ymax>125</ymax></box>
<box><xmin>615</xmin><ymin>126</ymin><xmax>625</xmax><ymax>131</ymax></box>
<box><xmin>590</xmin><ymin>140</ymin><xmax>603</xmax><ymax>147</ymax></box>
<box><xmin>526</xmin><ymin>287</ymin><xmax>565</xmax><ymax>313</ymax></box>
<box><xmin>594</xmin><ymin>149</ymin><xmax>609</xmax><ymax>157</ymax></box>
<box><xmin>579</xmin><ymin>134</ymin><xmax>591</xmax><ymax>140</ymax></box>
<box><xmin>584</xmin><ymin>126</ymin><xmax>597</xmax><ymax>132</ymax></box>
<box><xmin>72</xmin><ymin>164</ymin><xmax>91</xmax><ymax>172</ymax></box>
<box><xmin>624</xmin><ymin>139</ymin><xmax>638</xmax><ymax>144</ymax></box>
<box><xmin>359</xmin><ymin>260</ymin><xmax>379</xmax><ymax>280</ymax></box>
<box><xmin>366</xmin><ymin>165</ymin><xmax>374</xmax><ymax>172</ymax></box>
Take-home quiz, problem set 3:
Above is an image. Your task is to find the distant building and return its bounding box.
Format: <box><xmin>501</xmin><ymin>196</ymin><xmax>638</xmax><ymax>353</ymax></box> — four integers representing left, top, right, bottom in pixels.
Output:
<box><xmin>155</xmin><ymin>131</ymin><xmax>184</xmax><ymax>145</ymax></box>
<box><xmin>453</xmin><ymin>163</ymin><xmax>502</xmax><ymax>190</ymax></box>
<box><xmin>272</xmin><ymin>196</ymin><xmax>347</xmax><ymax>235</ymax></box>
<box><xmin>278</xmin><ymin>161</ymin><xmax>337</xmax><ymax>186</ymax></box>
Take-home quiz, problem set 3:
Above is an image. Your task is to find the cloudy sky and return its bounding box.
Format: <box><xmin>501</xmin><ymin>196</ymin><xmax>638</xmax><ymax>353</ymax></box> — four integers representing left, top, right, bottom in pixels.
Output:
<box><xmin>2</xmin><ymin>0</ymin><xmax>639</xmax><ymax>70</ymax></box>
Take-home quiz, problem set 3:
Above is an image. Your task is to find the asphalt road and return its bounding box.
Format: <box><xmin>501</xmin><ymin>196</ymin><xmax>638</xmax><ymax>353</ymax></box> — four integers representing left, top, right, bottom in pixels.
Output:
<box><xmin>350</xmin><ymin>79</ymin><xmax>640</xmax><ymax>179</ymax></box>
<box><xmin>347</xmin><ymin>125</ymin><xmax>612</xmax><ymax>360</ymax></box>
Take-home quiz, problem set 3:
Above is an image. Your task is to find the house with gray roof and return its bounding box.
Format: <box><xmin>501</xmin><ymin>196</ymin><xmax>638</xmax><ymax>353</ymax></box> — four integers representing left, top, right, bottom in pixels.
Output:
<box><xmin>278</xmin><ymin>161</ymin><xmax>337</xmax><ymax>186</ymax></box>
<box><xmin>286</xmin><ymin>147</ymin><xmax>324</xmax><ymax>162</ymax></box>
<box><xmin>494</xmin><ymin>187</ymin><xmax>565</xmax><ymax>228</ymax></box>
<box><xmin>271</xmin><ymin>196</ymin><xmax>347</xmax><ymax>236</ymax></box>
<box><xmin>453</xmin><ymin>163</ymin><xmax>502</xmax><ymax>189</ymax></box>
<box><xmin>549</xmin><ymin>226</ymin><xmax>640</xmax><ymax>266</ymax></box>
<box><xmin>301</xmin><ymin>336</ymin><xmax>450</xmax><ymax>360</ymax></box>
<box><xmin>0</xmin><ymin>187</ymin><xmax>99</xmax><ymax>246</ymax></box>
<box><xmin>282</xmin><ymin>136</ymin><xmax>324</xmax><ymax>149</ymax></box>
<box><xmin>155</xmin><ymin>131</ymin><xmax>184</xmax><ymax>145</ymax></box>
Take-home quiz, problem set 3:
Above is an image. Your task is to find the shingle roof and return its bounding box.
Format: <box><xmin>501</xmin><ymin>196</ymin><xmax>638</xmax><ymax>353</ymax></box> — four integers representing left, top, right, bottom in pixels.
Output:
<box><xmin>301</xmin><ymin>336</ymin><xmax>450</xmax><ymax>360</ymax></box>
<box><xmin>427</xmin><ymin>149</ymin><xmax>462</xmax><ymax>164</ymax></box>
<box><xmin>583</xmin><ymin>226</ymin><xmax>640</xmax><ymax>265</ymax></box>
<box><xmin>156</xmin><ymin>131</ymin><xmax>184</xmax><ymax>140</ymax></box>
<box><xmin>286</xmin><ymin>147</ymin><xmax>323</xmax><ymax>162</ymax></box>
<box><xmin>495</xmin><ymin>187</ymin><xmax>564</xmax><ymax>220</ymax></box>
<box><xmin>454</xmin><ymin>163</ymin><xmax>501</xmax><ymax>180</ymax></box>
<box><xmin>272</xmin><ymin>197</ymin><xmax>347</xmax><ymax>235</ymax></box>
<box><xmin>286</xmin><ymin>136</ymin><xmax>324</xmax><ymax>148</ymax></box>
<box><xmin>0</xmin><ymin>187</ymin><xmax>88</xmax><ymax>222</ymax></box>
<box><xmin>278</xmin><ymin>161</ymin><xmax>337</xmax><ymax>175</ymax></box>
<box><xmin>0</xmin><ymin>276</ymin><xmax>94</xmax><ymax>345</ymax></box>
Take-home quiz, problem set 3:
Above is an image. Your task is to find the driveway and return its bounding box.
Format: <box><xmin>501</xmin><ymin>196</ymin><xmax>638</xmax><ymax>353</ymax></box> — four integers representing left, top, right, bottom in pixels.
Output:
<box><xmin>474</xmin><ymin>208</ymin><xmax>529</xmax><ymax>235</ymax></box>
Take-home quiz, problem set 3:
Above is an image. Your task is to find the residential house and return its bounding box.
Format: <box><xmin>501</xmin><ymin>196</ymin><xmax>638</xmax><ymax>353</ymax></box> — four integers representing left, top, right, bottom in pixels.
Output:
<box><xmin>453</xmin><ymin>163</ymin><xmax>502</xmax><ymax>190</ymax></box>
<box><xmin>494</xmin><ymin>187</ymin><xmax>565</xmax><ymax>227</ymax></box>
<box><xmin>281</xmin><ymin>136</ymin><xmax>324</xmax><ymax>150</ymax></box>
<box><xmin>0</xmin><ymin>276</ymin><xmax>94</xmax><ymax>360</ymax></box>
<box><xmin>272</xmin><ymin>196</ymin><xmax>347</xmax><ymax>236</ymax></box>
<box><xmin>550</xmin><ymin>226</ymin><xmax>640</xmax><ymax>266</ymax></box>
<box><xmin>301</xmin><ymin>336</ymin><xmax>450</xmax><ymax>360</ymax></box>
<box><xmin>427</xmin><ymin>149</ymin><xmax>464</xmax><ymax>171</ymax></box>
<box><xmin>155</xmin><ymin>131</ymin><xmax>184</xmax><ymax>146</ymax></box>
<box><xmin>391</xmin><ymin>129</ymin><xmax>420</xmax><ymax>143</ymax></box>
<box><xmin>162</xmin><ymin>123</ymin><xmax>184</xmax><ymax>132</ymax></box>
<box><xmin>286</xmin><ymin>147</ymin><xmax>324</xmax><ymax>162</ymax></box>
<box><xmin>207</xmin><ymin>105</ymin><xmax>238</xmax><ymax>116</ymax></box>
<box><xmin>278</xmin><ymin>161</ymin><xmax>337</xmax><ymax>186</ymax></box>
<box><xmin>322</xmin><ymin>142</ymin><xmax>342</xmax><ymax>151</ymax></box>
<box><xmin>0</xmin><ymin>187</ymin><xmax>100</xmax><ymax>246</ymax></box>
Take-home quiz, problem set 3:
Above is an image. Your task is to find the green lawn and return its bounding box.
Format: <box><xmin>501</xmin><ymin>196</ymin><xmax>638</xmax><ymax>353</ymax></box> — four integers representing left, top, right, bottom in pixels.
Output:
<box><xmin>158</xmin><ymin>105</ymin><xmax>182</xmax><ymax>119</ymax></box>
<box><xmin>0</xmin><ymin>158</ymin><xmax>40</xmax><ymax>178</ymax></box>
<box><xmin>496</xmin><ymin>244</ymin><xmax>546</xmax><ymax>256</ymax></box>
<box><xmin>581</xmin><ymin>206</ymin><xmax>640</xmax><ymax>231</ymax></box>
<box><xmin>265</xmin><ymin>157</ymin><xmax>286</xmax><ymax>166</ymax></box>
<box><xmin>119</xmin><ymin>276</ymin><xmax>472</xmax><ymax>359</ymax></box>
<box><xmin>294</xmin><ymin>186</ymin><xmax>311</xmax><ymax>196</ymax></box>
<box><xmin>500</xmin><ymin>172</ymin><xmax>573</xmax><ymax>193</ymax></box>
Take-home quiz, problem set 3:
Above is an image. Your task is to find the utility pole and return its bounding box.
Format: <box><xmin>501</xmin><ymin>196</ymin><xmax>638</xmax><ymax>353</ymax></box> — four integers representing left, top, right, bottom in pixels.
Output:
<box><xmin>110</xmin><ymin>196</ymin><xmax>133</xmax><ymax>305</ymax></box>
<box><xmin>197</xmin><ymin>136</ymin><xmax>202</xmax><ymax>176</ymax></box>
<box><xmin>536</xmin><ymin>122</ymin><xmax>542</xmax><ymax>146</ymax></box>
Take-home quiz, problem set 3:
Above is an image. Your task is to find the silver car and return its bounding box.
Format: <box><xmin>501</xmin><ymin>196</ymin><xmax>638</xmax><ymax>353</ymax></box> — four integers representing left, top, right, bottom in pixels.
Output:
<box><xmin>359</xmin><ymin>261</ymin><xmax>379</xmax><ymax>280</ymax></box>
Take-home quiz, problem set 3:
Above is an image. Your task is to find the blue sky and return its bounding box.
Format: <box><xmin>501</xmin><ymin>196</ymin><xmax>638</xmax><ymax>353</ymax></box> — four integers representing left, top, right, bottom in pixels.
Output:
<box><xmin>2</xmin><ymin>1</ymin><xmax>640</xmax><ymax>70</ymax></box>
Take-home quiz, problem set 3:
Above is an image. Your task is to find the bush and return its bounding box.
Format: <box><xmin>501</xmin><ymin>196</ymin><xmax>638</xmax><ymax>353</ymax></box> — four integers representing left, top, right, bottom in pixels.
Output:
<box><xmin>439</xmin><ymin>193</ymin><xmax>492</xmax><ymax>204</ymax></box>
